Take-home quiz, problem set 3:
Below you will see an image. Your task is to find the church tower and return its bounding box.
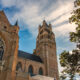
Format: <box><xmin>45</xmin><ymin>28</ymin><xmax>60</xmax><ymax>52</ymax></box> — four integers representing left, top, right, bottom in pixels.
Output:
<box><xmin>0</xmin><ymin>10</ymin><xmax>19</xmax><ymax>80</ymax></box>
<box><xmin>35</xmin><ymin>20</ymin><xmax>59</xmax><ymax>80</ymax></box>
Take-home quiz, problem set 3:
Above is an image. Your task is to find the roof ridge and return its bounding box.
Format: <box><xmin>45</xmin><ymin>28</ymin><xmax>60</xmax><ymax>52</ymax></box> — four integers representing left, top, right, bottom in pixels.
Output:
<box><xmin>18</xmin><ymin>50</ymin><xmax>43</xmax><ymax>63</ymax></box>
<box><xmin>18</xmin><ymin>50</ymin><xmax>32</xmax><ymax>54</ymax></box>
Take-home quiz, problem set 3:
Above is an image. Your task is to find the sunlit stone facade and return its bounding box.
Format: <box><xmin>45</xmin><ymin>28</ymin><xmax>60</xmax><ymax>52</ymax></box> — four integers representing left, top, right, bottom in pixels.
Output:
<box><xmin>0</xmin><ymin>10</ymin><xmax>59</xmax><ymax>80</ymax></box>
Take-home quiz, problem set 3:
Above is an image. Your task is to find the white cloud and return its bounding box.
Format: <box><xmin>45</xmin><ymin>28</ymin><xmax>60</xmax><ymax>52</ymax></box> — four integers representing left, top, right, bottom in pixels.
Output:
<box><xmin>46</xmin><ymin>0</ymin><xmax>75</xmax><ymax>38</ymax></box>
<box><xmin>1</xmin><ymin>0</ymin><xmax>75</xmax><ymax>38</ymax></box>
<box><xmin>53</xmin><ymin>23</ymin><xmax>76</xmax><ymax>37</ymax></box>
<box><xmin>47</xmin><ymin>1</ymin><xmax>73</xmax><ymax>21</ymax></box>
<box><xmin>11</xmin><ymin>3</ymin><xmax>42</xmax><ymax>36</ymax></box>
<box><xmin>1</xmin><ymin>0</ymin><xmax>77</xmax><ymax>53</ymax></box>
<box><xmin>1</xmin><ymin>0</ymin><xmax>78</xmax><ymax>75</ymax></box>
<box><xmin>1</xmin><ymin>0</ymin><xmax>16</xmax><ymax>7</ymax></box>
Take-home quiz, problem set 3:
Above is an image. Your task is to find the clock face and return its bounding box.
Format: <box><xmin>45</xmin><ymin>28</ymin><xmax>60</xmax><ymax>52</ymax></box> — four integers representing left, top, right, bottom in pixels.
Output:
<box><xmin>0</xmin><ymin>38</ymin><xmax>4</xmax><ymax>60</ymax></box>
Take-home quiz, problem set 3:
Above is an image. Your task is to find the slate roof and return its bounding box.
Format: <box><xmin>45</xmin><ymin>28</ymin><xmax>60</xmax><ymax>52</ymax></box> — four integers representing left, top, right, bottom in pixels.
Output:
<box><xmin>18</xmin><ymin>50</ymin><xmax>43</xmax><ymax>63</ymax></box>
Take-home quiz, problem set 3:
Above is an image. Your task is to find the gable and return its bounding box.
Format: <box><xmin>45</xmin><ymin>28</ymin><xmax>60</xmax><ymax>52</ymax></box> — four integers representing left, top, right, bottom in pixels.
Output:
<box><xmin>0</xmin><ymin>10</ymin><xmax>10</xmax><ymax>26</ymax></box>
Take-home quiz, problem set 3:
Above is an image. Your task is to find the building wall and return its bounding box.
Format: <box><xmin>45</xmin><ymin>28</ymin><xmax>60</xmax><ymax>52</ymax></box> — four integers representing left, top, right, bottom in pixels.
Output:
<box><xmin>0</xmin><ymin>11</ymin><xmax>19</xmax><ymax>80</ymax></box>
<box><xmin>17</xmin><ymin>58</ymin><xmax>45</xmax><ymax>75</ymax></box>
<box><xmin>0</xmin><ymin>11</ymin><xmax>59</xmax><ymax>80</ymax></box>
<box><xmin>35</xmin><ymin>20</ymin><xmax>59</xmax><ymax>80</ymax></box>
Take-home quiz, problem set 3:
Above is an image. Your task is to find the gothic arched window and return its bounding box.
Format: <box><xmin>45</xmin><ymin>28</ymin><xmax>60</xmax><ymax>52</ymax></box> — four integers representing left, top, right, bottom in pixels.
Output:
<box><xmin>16</xmin><ymin>62</ymin><xmax>22</xmax><ymax>71</ymax></box>
<box><xmin>28</xmin><ymin>65</ymin><xmax>33</xmax><ymax>76</ymax></box>
<box><xmin>0</xmin><ymin>38</ymin><xmax>4</xmax><ymax>60</ymax></box>
<box><xmin>39</xmin><ymin>67</ymin><xmax>43</xmax><ymax>75</ymax></box>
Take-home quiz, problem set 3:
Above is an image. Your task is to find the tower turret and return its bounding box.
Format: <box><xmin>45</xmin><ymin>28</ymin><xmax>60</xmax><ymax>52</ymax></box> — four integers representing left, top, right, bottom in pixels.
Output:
<box><xmin>35</xmin><ymin>20</ymin><xmax>59</xmax><ymax>80</ymax></box>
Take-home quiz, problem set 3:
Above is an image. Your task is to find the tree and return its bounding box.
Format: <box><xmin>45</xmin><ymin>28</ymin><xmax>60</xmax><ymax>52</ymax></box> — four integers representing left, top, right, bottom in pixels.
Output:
<box><xmin>60</xmin><ymin>0</ymin><xmax>80</xmax><ymax>80</ymax></box>
<box><xmin>59</xmin><ymin>73</ymin><xmax>66</xmax><ymax>80</ymax></box>
<box><xmin>69</xmin><ymin>0</ymin><xmax>80</xmax><ymax>74</ymax></box>
<box><xmin>60</xmin><ymin>51</ymin><xmax>76</xmax><ymax>80</ymax></box>
<box><xmin>69</xmin><ymin>0</ymin><xmax>80</xmax><ymax>43</ymax></box>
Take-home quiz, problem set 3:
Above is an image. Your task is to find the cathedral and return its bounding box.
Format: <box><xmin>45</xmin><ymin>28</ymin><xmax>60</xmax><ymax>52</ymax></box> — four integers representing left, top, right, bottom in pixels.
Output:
<box><xmin>0</xmin><ymin>10</ymin><xmax>59</xmax><ymax>80</ymax></box>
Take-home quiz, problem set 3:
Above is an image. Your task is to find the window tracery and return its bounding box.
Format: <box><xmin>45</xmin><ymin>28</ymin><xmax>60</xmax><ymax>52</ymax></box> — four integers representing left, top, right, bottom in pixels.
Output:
<box><xmin>0</xmin><ymin>38</ymin><xmax>4</xmax><ymax>60</ymax></box>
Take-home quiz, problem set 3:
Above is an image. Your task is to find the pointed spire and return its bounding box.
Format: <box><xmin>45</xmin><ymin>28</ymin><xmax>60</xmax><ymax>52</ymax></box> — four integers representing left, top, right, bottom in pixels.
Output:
<box><xmin>43</xmin><ymin>20</ymin><xmax>46</xmax><ymax>25</ymax></box>
<box><xmin>49</xmin><ymin>22</ymin><xmax>52</xmax><ymax>31</ymax></box>
<box><xmin>42</xmin><ymin>20</ymin><xmax>48</xmax><ymax>27</ymax></box>
<box><xmin>15</xmin><ymin>20</ymin><xmax>18</xmax><ymax>26</ymax></box>
<box><xmin>0</xmin><ymin>10</ymin><xmax>4</xmax><ymax>13</ymax></box>
<box><xmin>49</xmin><ymin>23</ymin><xmax>52</xmax><ymax>27</ymax></box>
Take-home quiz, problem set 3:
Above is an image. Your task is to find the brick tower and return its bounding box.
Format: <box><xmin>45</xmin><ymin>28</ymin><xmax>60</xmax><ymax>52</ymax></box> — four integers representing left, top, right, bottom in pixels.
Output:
<box><xmin>35</xmin><ymin>20</ymin><xmax>59</xmax><ymax>80</ymax></box>
<box><xmin>0</xmin><ymin>10</ymin><xmax>19</xmax><ymax>80</ymax></box>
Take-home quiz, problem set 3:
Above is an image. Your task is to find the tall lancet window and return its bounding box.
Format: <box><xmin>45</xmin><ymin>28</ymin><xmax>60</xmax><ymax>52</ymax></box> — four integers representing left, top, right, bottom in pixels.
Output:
<box><xmin>16</xmin><ymin>62</ymin><xmax>22</xmax><ymax>71</ymax></box>
<box><xmin>0</xmin><ymin>38</ymin><xmax>4</xmax><ymax>60</ymax></box>
<box><xmin>39</xmin><ymin>67</ymin><xmax>43</xmax><ymax>75</ymax></box>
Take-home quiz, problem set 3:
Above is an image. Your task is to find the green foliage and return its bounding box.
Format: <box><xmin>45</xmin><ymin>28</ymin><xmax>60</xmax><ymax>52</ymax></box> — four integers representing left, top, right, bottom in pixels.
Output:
<box><xmin>60</xmin><ymin>74</ymin><xmax>66</xmax><ymax>80</ymax></box>
<box><xmin>59</xmin><ymin>0</ymin><xmax>80</xmax><ymax>80</ymax></box>
<box><xmin>74</xmin><ymin>0</ymin><xmax>80</xmax><ymax>7</ymax></box>
<box><xmin>60</xmin><ymin>50</ymin><xmax>80</xmax><ymax>69</ymax></box>
<box><xmin>60</xmin><ymin>51</ymin><xmax>69</xmax><ymax>67</ymax></box>
<box><xmin>59</xmin><ymin>50</ymin><xmax>80</xmax><ymax>80</ymax></box>
<box><xmin>69</xmin><ymin>0</ymin><xmax>80</xmax><ymax>43</ymax></box>
<box><xmin>72</xmin><ymin>50</ymin><xmax>80</xmax><ymax>73</ymax></box>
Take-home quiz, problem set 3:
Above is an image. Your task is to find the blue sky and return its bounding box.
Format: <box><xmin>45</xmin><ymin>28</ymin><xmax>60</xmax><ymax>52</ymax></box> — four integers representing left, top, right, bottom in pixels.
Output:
<box><xmin>0</xmin><ymin>0</ymin><xmax>79</xmax><ymax>77</ymax></box>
